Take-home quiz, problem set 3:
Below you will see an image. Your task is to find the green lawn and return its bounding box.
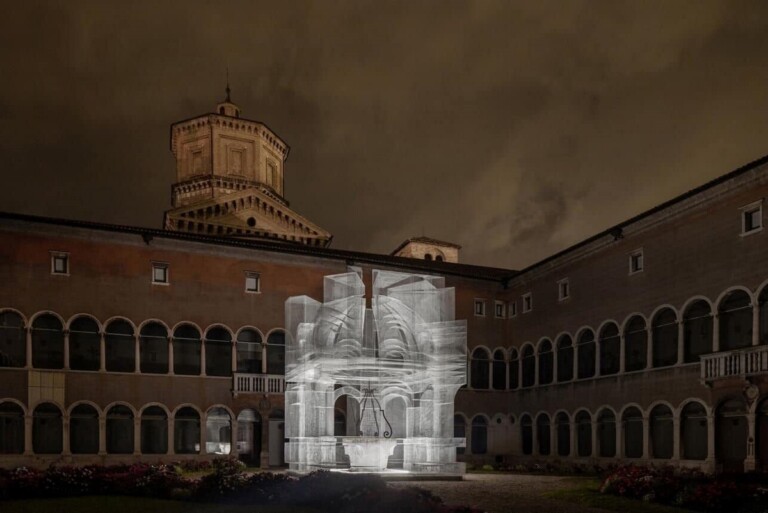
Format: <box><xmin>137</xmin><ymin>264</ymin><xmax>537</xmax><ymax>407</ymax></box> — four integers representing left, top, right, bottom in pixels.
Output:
<box><xmin>1</xmin><ymin>496</ymin><xmax>320</xmax><ymax>513</ymax></box>
<box><xmin>546</xmin><ymin>477</ymin><xmax>684</xmax><ymax>513</ymax></box>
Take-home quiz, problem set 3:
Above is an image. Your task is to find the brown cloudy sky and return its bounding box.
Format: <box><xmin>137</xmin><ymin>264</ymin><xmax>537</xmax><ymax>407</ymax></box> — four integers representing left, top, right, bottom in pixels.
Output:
<box><xmin>1</xmin><ymin>1</ymin><xmax>767</xmax><ymax>269</ymax></box>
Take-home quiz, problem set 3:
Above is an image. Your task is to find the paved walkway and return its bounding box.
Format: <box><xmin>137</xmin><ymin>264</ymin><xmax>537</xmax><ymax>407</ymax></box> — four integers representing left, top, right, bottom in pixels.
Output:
<box><xmin>390</xmin><ymin>473</ymin><xmax>609</xmax><ymax>513</ymax></box>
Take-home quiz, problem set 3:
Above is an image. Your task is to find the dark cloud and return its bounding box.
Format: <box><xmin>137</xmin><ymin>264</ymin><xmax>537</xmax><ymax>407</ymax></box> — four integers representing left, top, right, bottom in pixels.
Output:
<box><xmin>1</xmin><ymin>0</ymin><xmax>767</xmax><ymax>269</ymax></box>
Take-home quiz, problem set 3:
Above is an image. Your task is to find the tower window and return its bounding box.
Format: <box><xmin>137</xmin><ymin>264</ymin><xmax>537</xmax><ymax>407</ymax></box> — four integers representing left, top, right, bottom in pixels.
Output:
<box><xmin>558</xmin><ymin>279</ymin><xmax>570</xmax><ymax>301</ymax></box>
<box><xmin>435</xmin><ymin>255</ymin><xmax>444</xmax><ymax>262</ymax></box>
<box><xmin>245</xmin><ymin>272</ymin><xmax>260</xmax><ymax>293</ymax></box>
<box><xmin>425</xmin><ymin>254</ymin><xmax>433</xmax><ymax>261</ymax></box>
<box><xmin>247</xmin><ymin>217</ymin><xmax>257</xmax><ymax>228</ymax></box>
<box><xmin>51</xmin><ymin>252</ymin><xmax>69</xmax><ymax>275</ymax></box>
<box><xmin>629</xmin><ymin>249</ymin><xmax>644</xmax><ymax>274</ymax></box>
<box><xmin>219</xmin><ymin>107</ymin><xmax>225</xmax><ymax>115</ymax></box>
<box><xmin>152</xmin><ymin>262</ymin><xmax>169</xmax><ymax>285</ymax></box>
<box><xmin>474</xmin><ymin>299</ymin><xmax>486</xmax><ymax>317</ymax></box>
<box><xmin>741</xmin><ymin>200</ymin><xmax>763</xmax><ymax>235</ymax></box>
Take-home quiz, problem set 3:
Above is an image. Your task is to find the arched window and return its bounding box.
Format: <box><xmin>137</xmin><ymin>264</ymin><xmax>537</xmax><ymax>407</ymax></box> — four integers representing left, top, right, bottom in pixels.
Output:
<box><xmin>759</xmin><ymin>287</ymin><xmax>768</xmax><ymax>345</ymax></box>
<box><xmin>237</xmin><ymin>329</ymin><xmax>263</xmax><ymax>374</ymax></box>
<box><xmin>599</xmin><ymin>323</ymin><xmax>620</xmax><ymax>375</ymax></box>
<box><xmin>683</xmin><ymin>301</ymin><xmax>713</xmax><ymax>362</ymax></box>
<box><xmin>105</xmin><ymin>319</ymin><xmax>135</xmax><ymax>372</ymax></box>
<box><xmin>650</xmin><ymin>404</ymin><xmax>673</xmax><ymax>459</ymax></box>
<box><xmin>33</xmin><ymin>402</ymin><xmax>62</xmax><ymax>454</ymax></box>
<box><xmin>206</xmin><ymin>407</ymin><xmax>232</xmax><ymax>455</ymax></box>
<box><xmin>492</xmin><ymin>350</ymin><xmax>506</xmax><ymax>390</ymax></box>
<box><xmin>32</xmin><ymin>314</ymin><xmax>64</xmax><ymax>369</ymax></box>
<box><xmin>681</xmin><ymin>402</ymin><xmax>707</xmax><ymax>460</ymax></box>
<box><xmin>577</xmin><ymin>330</ymin><xmax>596</xmax><ymax>379</ymax></box>
<box><xmin>555</xmin><ymin>412</ymin><xmax>570</xmax><ymax>456</ymax></box>
<box><xmin>435</xmin><ymin>255</ymin><xmax>444</xmax><ymax>262</ymax></box>
<box><xmin>140</xmin><ymin>322</ymin><xmax>168</xmax><ymax>374</ymax></box>
<box><xmin>537</xmin><ymin>414</ymin><xmax>551</xmax><ymax>456</ymax></box>
<box><xmin>624</xmin><ymin>316</ymin><xmax>647</xmax><ymax>372</ymax></box>
<box><xmin>597</xmin><ymin>409</ymin><xmax>616</xmax><ymax>457</ymax></box>
<box><xmin>141</xmin><ymin>406</ymin><xmax>168</xmax><ymax>454</ymax></box>
<box><xmin>575</xmin><ymin>411</ymin><xmax>592</xmax><ymax>457</ymax></box>
<box><xmin>470</xmin><ymin>348</ymin><xmax>490</xmax><ymax>389</ymax></box>
<box><xmin>107</xmin><ymin>405</ymin><xmax>134</xmax><ymax>454</ymax></box>
<box><xmin>520</xmin><ymin>345</ymin><xmax>535</xmax><ymax>387</ymax></box>
<box><xmin>652</xmin><ymin>309</ymin><xmax>678</xmax><ymax>368</ymax></box>
<box><xmin>622</xmin><ymin>407</ymin><xmax>643</xmax><ymax>458</ymax></box>
<box><xmin>0</xmin><ymin>311</ymin><xmax>26</xmax><ymax>368</ymax></box>
<box><xmin>556</xmin><ymin>335</ymin><xmax>573</xmax><ymax>382</ymax></box>
<box><xmin>70</xmin><ymin>404</ymin><xmax>98</xmax><ymax>454</ymax></box>
<box><xmin>69</xmin><ymin>316</ymin><xmax>100</xmax><ymax>371</ymax></box>
<box><xmin>424</xmin><ymin>254</ymin><xmax>433</xmax><ymax>261</ymax></box>
<box><xmin>470</xmin><ymin>416</ymin><xmax>487</xmax><ymax>454</ymax></box>
<box><xmin>716</xmin><ymin>398</ymin><xmax>747</xmax><ymax>473</ymax></box>
<box><xmin>538</xmin><ymin>340</ymin><xmax>553</xmax><ymax>385</ymax></box>
<box><xmin>205</xmin><ymin>327</ymin><xmax>233</xmax><ymax>377</ymax></box>
<box><xmin>266</xmin><ymin>331</ymin><xmax>285</xmax><ymax>375</ymax></box>
<box><xmin>508</xmin><ymin>348</ymin><xmax>519</xmax><ymax>390</ymax></box>
<box><xmin>173</xmin><ymin>324</ymin><xmax>201</xmax><ymax>375</ymax></box>
<box><xmin>521</xmin><ymin>414</ymin><xmax>533</xmax><ymax>455</ymax></box>
<box><xmin>719</xmin><ymin>290</ymin><xmax>753</xmax><ymax>351</ymax></box>
<box><xmin>453</xmin><ymin>415</ymin><xmax>466</xmax><ymax>455</ymax></box>
<box><xmin>0</xmin><ymin>402</ymin><xmax>24</xmax><ymax>454</ymax></box>
<box><xmin>175</xmin><ymin>407</ymin><xmax>200</xmax><ymax>454</ymax></box>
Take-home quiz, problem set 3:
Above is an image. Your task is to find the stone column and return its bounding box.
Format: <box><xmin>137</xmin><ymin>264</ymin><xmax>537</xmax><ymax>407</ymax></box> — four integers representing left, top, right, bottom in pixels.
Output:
<box><xmin>200</xmin><ymin>341</ymin><xmax>207</xmax><ymax>377</ymax></box>
<box><xmin>646</xmin><ymin>333</ymin><xmax>654</xmax><ymax>370</ymax></box>
<box><xmin>62</xmin><ymin>417</ymin><xmax>71</xmax><ymax>455</ymax></box>
<box><xmin>550</xmin><ymin>421</ymin><xmax>557</xmax><ymax>458</ymax></box>
<box><xmin>168</xmin><ymin>417</ymin><xmax>175</xmax><ymax>455</ymax></box>
<box><xmin>168</xmin><ymin>337</ymin><xmax>174</xmax><ymax>375</ymax></box>
<box><xmin>488</xmin><ymin>358</ymin><xmax>493</xmax><ymax>390</ymax></box>
<box><xmin>591</xmin><ymin>421</ymin><xmax>598</xmax><ymax>458</ymax></box>
<box><xmin>573</xmin><ymin>347</ymin><xmax>578</xmax><ymax>380</ymax></box>
<box><xmin>26</xmin><ymin>329</ymin><xmax>32</xmax><ymax>369</ymax></box>
<box><xmin>595</xmin><ymin>342</ymin><xmax>601</xmax><ymax>377</ymax></box>
<box><xmin>532</xmin><ymin>420</ymin><xmax>538</xmax><ymax>456</ymax></box>
<box><xmin>63</xmin><ymin>329</ymin><xmax>70</xmax><ymax>370</ymax></box>
<box><xmin>672</xmin><ymin>414</ymin><xmax>681</xmax><ymax>461</ymax></box>
<box><xmin>619</xmin><ymin>334</ymin><xmax>626</xmax><ymax>374</ymax></box>
<box><xmin>677</xmin><ymin>322</ymin><xmax>685</xmax><ymax>365</ymax></box>
<box><xmin>746</xmin><ymin>412</ymin><xmax>756</xmax><ymax>472</ymax></box>
<box><xmin>569</xmin><ymin>420</ymin><xmax>577</xmax><ymax>457</ymax></box>
<box><xmin>99</xmin><ymin>331</ymin><xmax>106</xmax><ymax>372</ymax></box>
<box><xmin>231</xmin><ymin>341</ymin><xmax>238</xmax><ymax>375</ymax></box>
<box><xmin>230</xmin><ymin>416</ymin><xmax>238</xmax><ymax>457</ymax></box>
<box><xmin>134</xmin><ymin>334</ymin><xmax>141</xmax><ymax>374</ymax></box>
<box><xmin>534</xmin><ymin>355</ymin><xmax>539</xmax><ymax>387</ymax></box>
<box><xmin>753</xmin><ymin>303</ymin><xmax>760</xmax><ymax>346</ymax></box>
<box><xmin>24</xmin><ymin>414</ymin><xmax>33</xmax><ymax>455</ymax></box>
<box><xmin>260</xmin><ymin>412</ymin><xmax>270</xmax><ymax>468</ymax></box>
<box><xmin>200</xmin><ymin>411</ymin><xmax>208</xmax><ymax>455</ymax></box>
<box><xmin>552</xmin><ymin>348</ymin><xmax>559</xmax><ymax>383</ymax></box>
<box><xmin>133</xmin><ymin>417</ymin><xmax>141</xmax><ymax>455</ymax></box>
<box><xmin>642</xmin><ymin>415</ymin><xmax>650</xmax><ymax>459</ymax></box>
<box><xmin>705</xmin><ymin>414</ymin><xmax>716</xmax><ymax>471</ymax></box>
<box><xmin>98</xmin><ymin>418</ymin><xmax>107</xmax><ymax>455</ymax></box>
<box><xmin>713</xmin><ymin>314</ymin><xmax>720</xmax><ymax>352</ymax></box>
<box><xmin>616</xmin><ymin>417</ymin><xmax>624</xmax><ymax>458</ymax></box>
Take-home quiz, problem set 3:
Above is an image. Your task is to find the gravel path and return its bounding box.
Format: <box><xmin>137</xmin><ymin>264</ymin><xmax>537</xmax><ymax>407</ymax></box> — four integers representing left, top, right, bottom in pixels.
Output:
<box><xmin>390</xmin><ymin>474</ymin><xmax>609</xmax><ymax>513</ymax></box>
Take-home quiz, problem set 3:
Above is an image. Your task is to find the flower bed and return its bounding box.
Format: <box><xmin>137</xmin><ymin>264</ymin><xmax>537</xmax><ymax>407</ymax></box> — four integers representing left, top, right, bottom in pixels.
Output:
<box><xmin>0</xmin><ymin>459</ymin><xmax>480</xmax><ymax>513</ymax></box>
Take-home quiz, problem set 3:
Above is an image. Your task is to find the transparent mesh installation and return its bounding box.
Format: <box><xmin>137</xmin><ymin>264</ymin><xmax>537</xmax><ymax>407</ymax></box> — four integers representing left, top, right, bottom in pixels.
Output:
<box><xmin>284</xmin><ymin>269</ymin><xmax>467</xmax><ymax>474</ymax></box>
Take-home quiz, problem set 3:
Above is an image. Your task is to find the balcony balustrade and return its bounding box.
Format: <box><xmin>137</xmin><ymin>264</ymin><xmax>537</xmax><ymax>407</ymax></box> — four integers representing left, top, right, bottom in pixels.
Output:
<box><xmin>233</xmin><ymin>373</ymin><xmax>285</xmax><ymax>394</ymax></box>
<box><xmin>701</xmin><ymin>345</ymin><xmax>768</xmax><ymax>383</ymax></box>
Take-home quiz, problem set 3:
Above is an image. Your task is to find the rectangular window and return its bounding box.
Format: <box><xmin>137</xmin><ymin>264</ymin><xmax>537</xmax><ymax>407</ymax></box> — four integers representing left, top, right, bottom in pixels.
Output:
<box><xmin>152</xmin><ymin>262</ymin><xmax>169</xmax><ymax>285</ymax></box>
<box><xmin>245</xmin><ymin>271</ymin><xmax>260</xmax><ymax>293</ymax></box>
<box><xmin>558</xmin><ymin>279</ymin><xmax>570</xmax><ymax>301</ymax></box>
<box><xmin>495</xmin><ymin>301</ymin><xmax>506</xmax><ymax>318</ymax></box>
<box><xmin>629</xmin><ymin>249</ymin><xmax>644</xmax><ymax>275</ymax></box>
<box><xmin>50</xmin><ymin>252</ymin><xmax>69</xmax><ymax>275</ymax></box>
<box><xmin>741</xmin><ymin>200</ymin><xmax>763</xmax><ymax>235</ymax></box>
<box><xmin>509</xmin><ymin>301</ymin><xmax>517</xmax><ymax>317</ymax></box>
<box><xmin>474</xmin><ymin>299</ymin><xmax>486</xmax><ymax>317</ymax></box>
<box><xmin>522</xmin><ymin>293</ymin><xmax>532</xmax><ymax>313</ymax></box>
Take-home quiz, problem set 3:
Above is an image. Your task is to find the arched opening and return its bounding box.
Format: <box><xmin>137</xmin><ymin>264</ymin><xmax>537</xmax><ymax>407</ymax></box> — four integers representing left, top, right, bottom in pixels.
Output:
<box><xmin>268</xmin><ymin>409</ymin><xmax>285</xmax><ymax>466</ymax></box>
<box><xmin>716</xmin><ymin>398</ymin><xmax>748</xmax><ymax>473</ymax></box>
<box><xmin>174</xmin><ymin>407</ymin><xmax>201</xmax><ymax>454</ymax></box>
<box><xmin>237</xmin><ymin>329</ymin><xmax>263</xmax><ymax>374</ymax></box>
<box><xmin>597</xmin><ymin>409</ymin><xmax>616</xmax><ymax>457</ymax></box>
<box><xmin>492</xmin><ymin>350</ymin><xmax>506</xmax><ymax>390</ymax></box>
<box><xmin>173</xmin><ymin>324</ymin><xmax>201</xmax><ymax>375</ymax></box>
<box><xmin>556</xmin><ymin>335</ymin><xmax>573</xmax><ymax>382</ymax></box>
<box><xmin>69</xmin><ymin>316</ymin><xmax>100</xmax><ymax>371</ymax></box>
<box><xmin>470</xmin><ymin>348</ymin><xmax>490</xmax><ymax>389</ymax></box>
<box><xmin>70</xmin><ymin>404</ymin><xmax>99</xmax><ymax>454</ymax></box>
<box><xmin>521</xmin><ymin>345</ymin><xmax>535</xmax><ymax>387</ymax></box>
<box><xmin>681</xmin><ymin>401</ymin><xmax>707</xmax><ymax>461</ymax></box>
<box><xmin>435</xmin><ymin>255</ymin><xmax>444</xmax><ymax>262</ymax></box>
<box><xmin>0</xmin><ymin>311</ymin><xmax>26</xmax><ymax>367</ymax></box>
<box><xmin>33</xmin><ymin>402</ymin><xmax>62</xmax><ymax>454</ymax></box>
<box><xmin>683</xmin><ymin>301</ymin><xmax>713</xmax><ymax>362</ymax></box>
<box><xmin>759</xmin><ymin>287</ymin><xmax>768</xmax><ymax>345</ymax></box>
<box><xmin>237</xmin><ymin>409</ymin><xmax>261</xmax><ymax>466</ymax></box>
<box><xmin>624</xmin><ymin>316</ymin><xmax>647</xmax><ymax>372</ymax></box>
<box><xmin>266</xmin><ymin>331</ymin><xmax>285</xmax><ymax>375</ymax></box>
<box><xmin>508</xmin><ymin>348</ymin><xmax>519</xmax><ymax>390</ymax></box>
<box><xmin>622</xmin><ymin>407</ymin><xmax>643</xmax><ymax>458</ymax></box>
<box><xmin>32</xmin><ymin>314</ymin><xmax>64</xmax><ymax>369</ymax></box>
<box><xmin>537</xmin><ymin>414</ymin><xmax>551</xmax><ymax>456</ymax></box>
<box><xmin>521</xmin><ymin>414</ymin><xmax>533</xmax><ymax>455</ymax></box>
<box><xmin>205</xmin><ymin>327</ymin><xmax>232</xmax><ymax>377</ymax></box>
<box><xmin>538</xmin><ymin>340</ymin><xmax>553</xmax><ymax>385</ymax></box>
<box><xmin>719</xmin><ymin>291</ymin><xmax>753</xmax><ymax>351</ymax></box>
<box><xmin>470</xmin><ymin>416</ymin><xmax>487</xmax><ymax>454</ymax></box>
<box><xmin>575</xmin><ymin>411</ymin><xmax>592</xmax><ymax>457</ymax></box>
<box><xmin>0</xmin><ymin>402</ymin><xmax>24</xmax><ymax>454</ymax></box>
<box><xmin>105</xmin><ymin>319</ymin><xmax>135</xmax><ymax>372</ymax></box>
<box><xmin>577</xmin><ymin>330</ymin><xmax>596</xmax><ymax>379</ymax></box>
<box><xmin>424</xmin><ymin>254</ymin><xmax>433</xmax><ymax>261</ymax></box>
<box><xmin>106</xmin><ymin>405</ymin><xmax>134</xmax><ymax>454</ymax></box>
<box><xmin>649</xmin><ymin>404</ymin><xmax>673</xmax><ymax>459</ymax></box>
<box><xmin>453</xmin><ymin>414</ymin><xmax>466</xmax><ymax>456</ymax></box>
<box><xmin>599</xmin><ymin>323</ymin><xmax>620</xmax><ymax>375</ymax></box>
<box><xmin>335</xmin><ymin>410</ymin><xmax>347</xmax><ymax>437</ymax></box>
<box><xmin>141</xmin><ymin>406</ymin><xmax>168</xmax><ymax>454</ymax></box>
<box><xmin>555</xmin><ymin>412</ymin><xmax>570</xmax><ymax>456</ymax></box>
<box><xmin>206</xmin><ymin>407</ymin><xmax>232</xmax><ymax>455</ymax></box>
<box><xmin>652</xmin><ymin>308</ymin><xmax>678</xmax><ymax>368</ymax></box>
<box><xmin>140</xmin><ymin>322</ymin><xmax>168</xmax><ymax>374</ymax></box>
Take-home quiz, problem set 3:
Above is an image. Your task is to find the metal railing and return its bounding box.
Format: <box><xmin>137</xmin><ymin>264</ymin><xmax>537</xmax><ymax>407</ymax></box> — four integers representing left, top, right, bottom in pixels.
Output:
<box><xmin>233</xmin><ymin>373</ymin><xmax>285</xmax><ymax>394</ymax></box>
<box><xmin>700</xmin><ymin>345</ymin><xmax>768</xmax><ymax>382</ymax></box>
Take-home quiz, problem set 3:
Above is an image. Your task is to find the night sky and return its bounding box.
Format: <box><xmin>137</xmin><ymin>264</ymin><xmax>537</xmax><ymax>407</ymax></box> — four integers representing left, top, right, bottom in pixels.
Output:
<box><xmin>1</xmin><ymin>1</ymin><xmax>767</xmax><ymax>269</ymax></box>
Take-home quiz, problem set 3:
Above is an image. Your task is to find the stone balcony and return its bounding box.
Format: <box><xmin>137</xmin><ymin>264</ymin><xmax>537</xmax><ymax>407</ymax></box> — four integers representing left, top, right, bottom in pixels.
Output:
<box><xmin>233</xmin><ymin>373</ymin><xmax>285</xmax><ymax>395</ymax></box>
<box><xmin>700</xmin><ymin>345</ymin><xmax>768</xmax><ymax>383</ymax></box>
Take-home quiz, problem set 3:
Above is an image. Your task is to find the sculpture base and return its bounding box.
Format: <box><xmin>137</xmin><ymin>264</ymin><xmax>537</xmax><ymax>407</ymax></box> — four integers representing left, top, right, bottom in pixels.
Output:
<box><xmin>341</xmin><ymin>437</ymin><xmax>398</xmax><ymax>472</ymax></box>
